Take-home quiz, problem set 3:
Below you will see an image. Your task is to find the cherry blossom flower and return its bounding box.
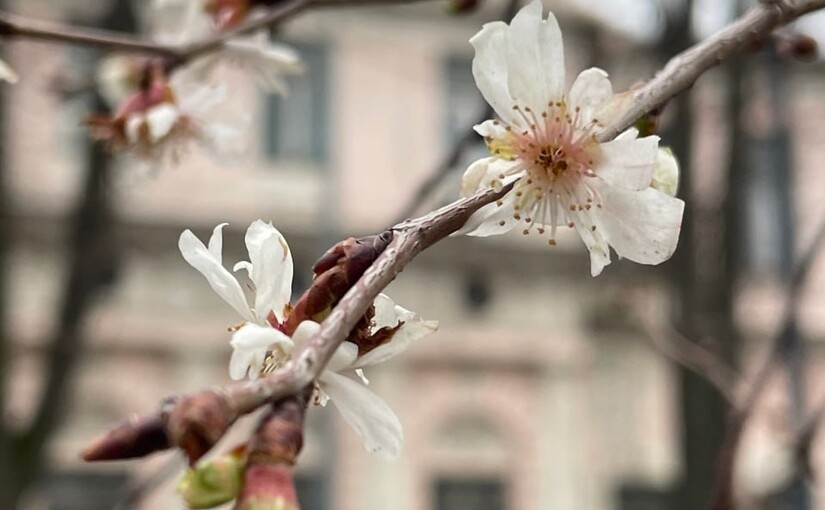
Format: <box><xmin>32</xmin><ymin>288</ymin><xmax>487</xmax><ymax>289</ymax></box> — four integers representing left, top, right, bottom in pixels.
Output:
<box><xmin>88</xmin><ymin>67</ymin><xmax>240</xmax><ymax>168</ymax></box>
<box><xmin>458</xmin><ymin>0</ymin><xmax>684</xmax><ymax>276</ymax></box>
<box><xmin>149</xmin><ymin>0</ymin><xmax>302</xmax><ymax>94</ymax></box>
<box><xmin>179</xmin><ymin>221</ymin><xmax>438</xmax><ymax>458</ymax></box>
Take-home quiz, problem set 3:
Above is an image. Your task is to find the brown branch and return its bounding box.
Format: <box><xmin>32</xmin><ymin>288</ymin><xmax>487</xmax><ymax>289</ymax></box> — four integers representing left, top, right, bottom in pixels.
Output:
<box><xmin>596</xmin><ymin>0</ymin><xmax>825</xmax><ymax>142</ymax></box>
<box><xmin>83</xmin><ymin>0</ymin><xmax>825</xmax><ymax>468</ymax></box>
<box><xmin>708</xmin><ymin>218</ymin><xmax>825</xmax><ymax>510</ymax></box>
<box><xmin>638</xmin><ymin>313</ymin><xmax>739</xmax><ymax>403</ymax></box>
<box><xmin>0</xmin><ymin>0</ymin><xmax>437</xmax><ymax>68</ymax></box>
<box><xmin>392</xmin><ymin>105</ymin><xmax>492</xmax><ymax>223</ymax></box>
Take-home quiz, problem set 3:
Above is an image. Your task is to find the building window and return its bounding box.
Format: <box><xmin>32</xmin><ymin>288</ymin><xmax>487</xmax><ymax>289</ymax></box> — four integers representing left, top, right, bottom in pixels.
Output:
<box><xmin>434</xmin><ymin>477</ymin><xmax>506</xmax><ymax>510</ymax></box>
<box><xmin>264</xmin><ymin>42</ymin><xmax>328</xmax><ymax>164</ymax></box>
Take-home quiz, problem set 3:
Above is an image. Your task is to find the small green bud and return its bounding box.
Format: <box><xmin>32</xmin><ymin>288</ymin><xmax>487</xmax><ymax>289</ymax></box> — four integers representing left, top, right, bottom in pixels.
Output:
<box><xmin>177</xmin><ymin>452</ymin><xmax>244</xmax><ymax>509</ymax></box>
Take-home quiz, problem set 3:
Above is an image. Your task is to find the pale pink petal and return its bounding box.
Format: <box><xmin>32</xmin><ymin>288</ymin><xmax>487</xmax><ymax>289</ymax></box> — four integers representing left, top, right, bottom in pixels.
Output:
<box><xmin>454</xmin><ymin>193</ymin><xmax>519</xmax><ymax>237</ymax></box>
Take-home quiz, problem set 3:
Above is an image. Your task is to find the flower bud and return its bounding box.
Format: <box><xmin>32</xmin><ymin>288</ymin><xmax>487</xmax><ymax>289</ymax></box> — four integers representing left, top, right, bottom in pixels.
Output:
<box><xmin>651</xmin><ymin>147</ymin><xmax>679</xmax><ymax>197</ymax></box>
<box><xmin>447</xmin><ymin>0</ymin><xmax>479</xmax><ymax>14</ymax></box>
<box><xmin>177</xmin><ymin>451</ymin><xmax>244</xmax><ymax>509</ymax></box>
<box><xmin>234</xmin><ymin>464</ymin><xmax>299</xmax><ymax>510</ymax></box>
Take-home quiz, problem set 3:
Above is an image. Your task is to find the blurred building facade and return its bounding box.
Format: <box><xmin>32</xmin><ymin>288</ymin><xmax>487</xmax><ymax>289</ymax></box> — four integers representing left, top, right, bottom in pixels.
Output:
<box><xmin>4</xmin><ymin>1</ymin><xmax>825</xmax><ymax>510</ymax></box>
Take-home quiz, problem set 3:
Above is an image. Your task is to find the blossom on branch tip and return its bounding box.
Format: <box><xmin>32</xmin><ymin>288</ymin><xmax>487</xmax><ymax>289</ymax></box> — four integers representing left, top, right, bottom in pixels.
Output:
<box><xmin>87</xmin><ymin>66</ymin><xmax>242</xmax><ymax>168</ymax></box>
<box><xmin>150</xmin><ymin>0</ymin><xmax>303</xmax><ymax>94</ymax></box>
<box><xmin>179</xmin><ymin>221</ymin><xmax>438</xmax><ymax>458</ymax></box>
<box><xmin>458</xmin><ymin>0</ymin><xmax>685</xmax><ymax>276</ymax></box>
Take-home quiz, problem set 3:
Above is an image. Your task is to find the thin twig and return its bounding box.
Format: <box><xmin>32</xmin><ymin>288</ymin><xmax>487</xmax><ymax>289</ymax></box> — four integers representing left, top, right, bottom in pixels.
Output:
<box><xmin>0</xmin><ymin>0</ymin><xmax>437</xmax><ymax>67</ymax></box>
<box><xmin>708</xmin><ymin>218</ymin><xmax>825</xmax><ymax>510</ymax></box>
<box><xmin>84</xmin><ymin>0</ymin><xmax>825</xmax><ymax>466</ymax></box>
<box><xmin>638</xmin><ymin>313</ymin><xmax>739</xmax><ymax>403</ymax></box>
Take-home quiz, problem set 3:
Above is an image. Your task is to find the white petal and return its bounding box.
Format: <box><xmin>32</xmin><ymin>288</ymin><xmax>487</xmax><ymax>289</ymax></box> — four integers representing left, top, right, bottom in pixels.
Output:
<box><xmin>354</xmin><ymin>295</ymin><xmax>438</xmax><ymax>369</ymax></box>
<box><xmin>471</xmin><ymin>21</ymin><xmax>520</xmax><ymax>127</ymax></box>
<box><xmin>144</xmin><ymin>103</ymin><xmax>180</xmax><ymax>142</ymax></box>
<box><xmin>228</xmin><ymin>324</ymin><xmax>294</xmax><ymax>380</ymax></box>
<box><xmin>460</xmin><ymin>157</ymin><xmax>495</xmax><ymax>197</ymax></box>
<box><xmin>327</xmin><ymin>341</ymin><xmax>358</xmax><ymax>373</ymax></box>
<box><xmin>651</xmin><ymin>147</ymin><xmax>680</xmax><ymax>197</ymax></box>
<box><xmin>179</xmin><ymin>229</ymin><xmax>254</xmax><ymax>322</ymax></box>
<box><xmin>473</xmin><ymin>119</ymin><xmax>509</xmax><ymax>139</ymax></box>
<box><xmin>208</xmin><ymin>223</ymin><xmax>228</xmax><ymax>264</ymax></box>
<box><xmin>454</xmin><ymin>193</ymin><xmax>519</xmax><ymax>237</ymax></box>
<box><xmin>595</xmin><ymin>135</ymin><xmax>660</xmax><ymax>191</ymax></box>
<box><xmin>175</xmin><ymin>79</ymin><xmax>226</xmax><ymax>116</ymax></box>
<box><xmin>291</xmin><ymin>320</ymin><xmax>321</xmax><ymax>351</ymax></box>
<box><xmin>0</xmin><ymin>58</ymin><xmax>19</xmax><ymax>84</ymax></box>
<box><xmin>124</xmin><ymin>114</ymin><xmax>145</xmax><ymax>144</ymax></box>
<box><xmin>244</xmin><ymin>220</ymin><xmax>293</xmax><ymax>323</ymax></box>
<box><xmin>596</xmin><ymin>185</ymin><xmax>685</xmax><ymax>266</ymax></box>
<box><xmin>230</xmin><ymin>323</ymin><xmax>293</xmax><ymax>352</ymax></box>
<box><xmin>460</xmin><ymin>158</ymin><xmax>521</xmax><ymax>197</ymax></box>
<box><xmin>567</xmin><ymin>209</ymin><xmax>612</xmax><ymax>277</ymax></box>
<box><xmin>229</xmin><ymin>347</ymin><xmax>258</xmax><ymax>381</ymax></box>
<box><xmin>568</xmin><ymin>68</ymin><xmax>613</xmax><ymax>126</ymax></box>
<box><xmin>319</xmin><ymin>371</ymin><xmax>403</xmax><ymax>460</ymax></box>
<box><xmin>506</xmin><ymin>0</ymin><xmax>565</xmax><ymax>110</ymax></box>
<box><xmin>223</xmin><ymin>33</ymin><xmax>303</xmax><ymax>95</ymax></box>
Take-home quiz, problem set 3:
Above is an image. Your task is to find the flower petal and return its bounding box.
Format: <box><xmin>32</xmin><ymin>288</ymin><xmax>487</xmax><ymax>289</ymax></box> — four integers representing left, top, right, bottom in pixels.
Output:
<box><xmin>208</xmin><ymin>223</ymin><xmax>229</xmax><ymax>264</ymax></box>
<box><xmin>595</xmin><ymin>185</ymin><xmax>685</xmax><ymax>266</ymax></box>
<box><xmin>595</xmin><ymin>135</ymin><xmax>660</xmax><ymax>191</ymax></box>
<box><xmin>327</xmin><ymin>342</ymin><xmax>359</xmax><ymax>373</ymax></box>
<box><xmin>568</xmin><ymin>68</ymin><xmax>613</xmax><ymax>126</ymax></box>
<box><xmin>354</xmin><ymin>294</ymin><xmax>438</xmax><ymax>369</ymax></box>
<box><xmin>228</xmin><ymin>324</ymin><xmax>294</xmax><ymax>380</ymax></box>
<box><xmin>454</xmin><ymin>192</ymin><xmax>520</xmax><ymax>237</ymax></box>
<box><xmin>471</xmin><ymin>21</ymin><xmax>519</xmax><ymax>127</ymax></box>
<box><xmin>145</xmin><ymin>103</ymin><xmax>180</xmax><ymax>142</ymax></box>
<box><xmin>179</xmin><ymin>229</ymin><xmax>254</xmax><ymax>322</ymax></box>
<box><xmin>244</xmin><ymin>220</ymin><xmax>293</xmax><ymax>323</ymax></box>
<box><xmin>506</xmin><ymin>0</ymin><xmax>565</xmax><ymax>110</ymax></box>
<box><xmin>651</xmin><ymin>147</ymin><xmax>680</xmax><ymax>197</ymax></box>
<box><xmin>460</xmin><ymin>158</ymin><xmax>522</xmax><ymax>198</ymax></box>
<box><xmin>291</xmin><ymin>320</ymin><xmax>321</xmax><ymax>351</ymax></box>
<box><xmin>319</xmin><ymin>371</ymin><xmax>403</xmax><ymax>459</ymax></box>
<box><xmin>223</xmin><ymin>33</ymin><xmax>304</xmax><ymax>95</ymax></box>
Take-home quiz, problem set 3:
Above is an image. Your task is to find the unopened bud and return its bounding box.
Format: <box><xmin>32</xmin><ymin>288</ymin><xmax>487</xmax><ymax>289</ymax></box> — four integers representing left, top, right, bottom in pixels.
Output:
<box><xmin>651</xmin><ymin>147</ymin><xmax>679</xmax><ymax>197</ymax></box>
<box><xmin>774</xmin><ymin>32</ymin><xmax>818</xmax><ymax>61</ymax></box>
<box><xmin>234</xmin><ymin>464</ymin><xmax>299</xmax><ymax>510</ymax></box>
<box><xmin>178</xmin><ymin>450</ymin><xmax>244</xmax><ymax>509</ymax></box>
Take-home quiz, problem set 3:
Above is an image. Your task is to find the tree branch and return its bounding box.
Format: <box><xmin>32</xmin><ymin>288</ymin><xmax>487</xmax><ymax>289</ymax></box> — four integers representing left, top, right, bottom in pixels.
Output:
<box><xmin>83</xmin><ymin>0</ymin><xmax>825</xmax><ymax>467</ymax></box>
<box><xmin>708</xmin><ymin>217</ymin><xmax>825</xmax><ymax>510</ymax></box>
<box><xmin>0</xmin><ymin>0</ymin><xmax>436</xmax><ymax>67</ymax></box>
<box><xmin>597</xmin><ymin>0</ymin><xmax>825</xmax><ymax>142</ymax></box>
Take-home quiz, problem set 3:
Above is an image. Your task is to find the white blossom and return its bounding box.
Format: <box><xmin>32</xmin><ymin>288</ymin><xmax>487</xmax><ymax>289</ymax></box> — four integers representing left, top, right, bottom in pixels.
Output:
<box><xmin>148</xmin><ymin>0</ymin><xmax>302</xmax><ymax>94</ymax></box>
<box><xmin>458</xmin><ymin>0</ymin><xmax>685</xmax><ymax>276</ymax></box>
<box><xmin>179</xmin><ymin>221</ymin><xmax>438</xmax><ymax>458</ymax></box>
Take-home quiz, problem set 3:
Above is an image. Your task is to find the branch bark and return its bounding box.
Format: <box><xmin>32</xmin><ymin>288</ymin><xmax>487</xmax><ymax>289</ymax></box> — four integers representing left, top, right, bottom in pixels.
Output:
<box><xmin>0</xmin><ymin>0</ymin><xmax>436</xmax><ymax>67</ymax></box>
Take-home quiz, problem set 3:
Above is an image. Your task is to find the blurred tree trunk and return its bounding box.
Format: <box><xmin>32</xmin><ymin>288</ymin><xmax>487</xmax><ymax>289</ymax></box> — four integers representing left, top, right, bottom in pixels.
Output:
<box><xmin>0</xmin><ymin>3</ymin><xmax>132</xmax><ymax>507</ymax></box>
<box><xmin>661</xmin><ymin>1</ymin><xmax>741</xmax><ymax>509</ymax></box>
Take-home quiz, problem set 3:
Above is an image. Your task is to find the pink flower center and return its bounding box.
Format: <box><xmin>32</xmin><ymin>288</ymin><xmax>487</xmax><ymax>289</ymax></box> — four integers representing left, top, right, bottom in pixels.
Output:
<box><xmin>486</xmin><ymin>99</ymin><xmax>606</xmax><ymax>246</ymax></box>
